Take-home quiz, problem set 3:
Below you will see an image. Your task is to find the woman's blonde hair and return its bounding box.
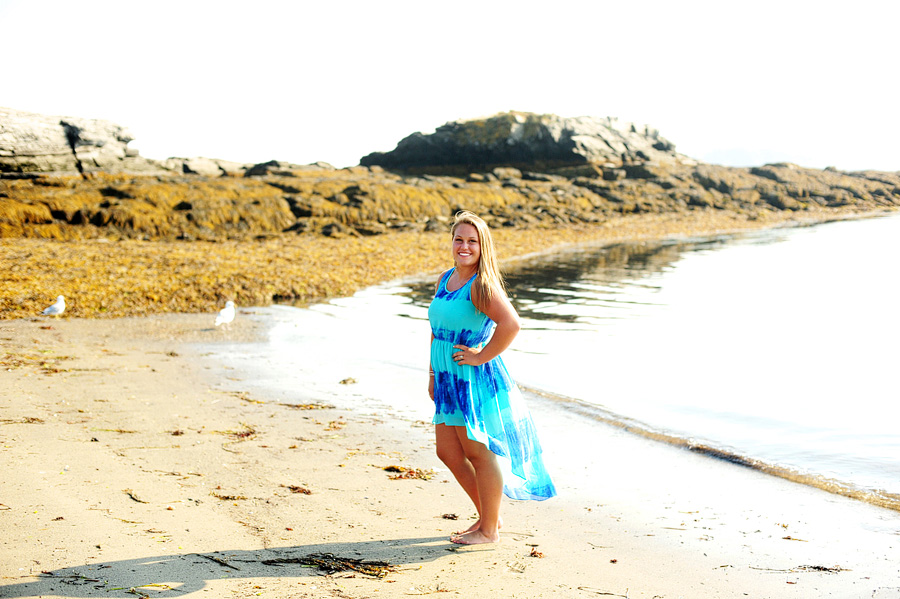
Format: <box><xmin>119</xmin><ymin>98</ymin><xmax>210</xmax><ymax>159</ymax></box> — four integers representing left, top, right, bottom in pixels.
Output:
<box><xmin>451</xmin><ymin>211</ymin><xmax>505</xmax><ymax>311</ymax></box>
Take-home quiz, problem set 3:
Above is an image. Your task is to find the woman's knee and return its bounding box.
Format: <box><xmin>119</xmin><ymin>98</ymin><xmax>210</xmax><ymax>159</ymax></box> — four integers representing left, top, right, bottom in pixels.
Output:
<box><xmin>436</xmin><ymin>443</ymin><xmax>463</xmax><ymax>468</ymax></box>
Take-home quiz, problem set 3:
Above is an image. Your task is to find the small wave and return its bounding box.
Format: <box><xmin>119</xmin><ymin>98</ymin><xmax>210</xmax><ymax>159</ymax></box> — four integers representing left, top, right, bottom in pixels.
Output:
<box><xmin>521</xmin><ymin>385</ymin><xmax>900</xmax><ymax>513</ymax></box>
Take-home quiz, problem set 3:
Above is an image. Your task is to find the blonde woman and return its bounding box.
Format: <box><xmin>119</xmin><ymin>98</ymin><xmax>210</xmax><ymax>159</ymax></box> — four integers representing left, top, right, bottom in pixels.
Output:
<box><xmin>428</xmin><ymin>211</ymin><xmax>556</xmax><ymax>545</ymax></box>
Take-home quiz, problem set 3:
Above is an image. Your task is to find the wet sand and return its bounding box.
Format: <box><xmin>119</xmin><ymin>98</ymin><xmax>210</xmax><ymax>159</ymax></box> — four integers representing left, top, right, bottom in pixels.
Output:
<box><xmin>1</xmin><ymin>313</ymin><xmax>898</xmax><ymax>598</ymax></box>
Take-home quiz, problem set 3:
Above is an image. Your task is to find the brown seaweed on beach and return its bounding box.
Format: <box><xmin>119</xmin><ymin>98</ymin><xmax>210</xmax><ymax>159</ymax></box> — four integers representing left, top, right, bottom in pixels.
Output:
<box><xmin>1</xmin><ymin>351</ymin><xmax>73</xmax><ymax>373</ymax></box>
<box><xmin>282</xmin><ymin>484</ymin><xmax>312</xmax><ymax>495</ymax></box>
<box><xmin>796</xmin><ymin>564</ymin><xmax>849</xmax><ymax>573</ymax></box>
<box><xmin>383</xmin><ymin>465</ymin><xmax>435</xmax><ymax>480</ymax></box>
<box><xmin>123</xmin><ymin>489</ymin><xmax>149</xmax><ymax>503</ymax></box>
<box><xmin>577</xmin><ymin>589</ymin><xmax>629</xmax><ymax>597</ymax></box>
<box><xmin>213</xmin><ymin>423</ymin><xmax>258</xmax><ymax>448</ymax></box>
<box><xmin>211</xmin><ymin>490</ymin><xmax>248</xmax><ymax>501</ymax></box>
<box><xmin>261</xmin><ymin>552</ymin><xmax>396</xmax><ymax>578</ymax></box>
<box><xmin>0</xmin><ymin>416</ymin><xmax>44</xmax><ymax>424</ymax></box>
<box><xmin>196</xmin><ymin>553</ymin><xmax>240</xmax><ymax>571</ymax></box>
<box><xmin>280</xmin><ymin>402</ymin><xmax>334</xmax><ymax>410</ymax></box>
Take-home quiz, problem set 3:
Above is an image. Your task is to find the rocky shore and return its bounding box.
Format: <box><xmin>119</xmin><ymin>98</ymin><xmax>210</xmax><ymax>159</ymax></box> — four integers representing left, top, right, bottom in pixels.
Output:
<box><xmin>2</xmin><ymin>107</ymin><xmax>898</xmax><ymax>319</ymax></box>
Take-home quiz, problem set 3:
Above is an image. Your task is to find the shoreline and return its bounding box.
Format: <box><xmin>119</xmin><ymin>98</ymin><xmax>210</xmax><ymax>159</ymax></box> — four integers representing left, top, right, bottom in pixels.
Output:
<box><xmin>2</xmin><ymin>311</ymin><xmax>899</xmax><ymax>597</ymax></box>
<box><xmin>3</xmin><ymin>207</ymin><xmax>897</xmax><ymax>321</ymax></box>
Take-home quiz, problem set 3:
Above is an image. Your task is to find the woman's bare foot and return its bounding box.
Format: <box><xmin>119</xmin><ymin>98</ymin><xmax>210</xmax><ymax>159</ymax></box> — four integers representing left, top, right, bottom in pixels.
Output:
<box><xmin>450</xmin><ymin>528</ymin><xmax>500</xmax><ymax>545</ymax></box>
<box><xmin>457</xmin><ymin>517</ymin><xmax>502</xmax><ymax>535</ymax></box>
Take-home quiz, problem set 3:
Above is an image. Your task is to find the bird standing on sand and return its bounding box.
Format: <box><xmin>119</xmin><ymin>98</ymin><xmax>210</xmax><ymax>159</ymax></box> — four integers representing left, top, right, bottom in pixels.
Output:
<box><xmin>42</xmin><ymin>295</ymin><xmax>66</xmax><ymax>317</ymax></box>
<box><xmin>215</xmin><ymin>301</ymin><xmax>235</xmax><ymax>328</ymax></box>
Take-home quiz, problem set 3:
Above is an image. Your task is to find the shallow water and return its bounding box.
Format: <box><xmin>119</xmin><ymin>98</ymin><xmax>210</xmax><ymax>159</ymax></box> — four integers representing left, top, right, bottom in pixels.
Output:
<box><xmin>206</xmin><ymin>212</ymin><xmax>900</xmax><ymax>509</ymax></box>
<box><xmin>403</xmin><ymin>213</ymin><xmax>900</xmax><ymax>504</ymax></box>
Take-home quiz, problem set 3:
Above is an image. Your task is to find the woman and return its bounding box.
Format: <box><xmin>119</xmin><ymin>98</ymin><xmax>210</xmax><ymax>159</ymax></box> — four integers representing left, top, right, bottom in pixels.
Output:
<box><xmin>428</xmin><ymin>211</ymin><xmax>556</xmax><ymax>545</ymax></box>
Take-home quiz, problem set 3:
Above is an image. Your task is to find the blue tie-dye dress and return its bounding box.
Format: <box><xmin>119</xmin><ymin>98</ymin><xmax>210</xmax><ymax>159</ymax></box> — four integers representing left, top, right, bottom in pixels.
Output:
<box><xmin>429</xmin><ymin>269</ymin><xmax>557</xmax><ymax>501</ymax></box>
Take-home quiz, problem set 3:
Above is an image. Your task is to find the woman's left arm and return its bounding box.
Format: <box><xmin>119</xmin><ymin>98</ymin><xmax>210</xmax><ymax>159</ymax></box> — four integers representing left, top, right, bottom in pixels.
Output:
<box><xmin>453</xmin><ymin>289</ymin><xmax>520</xmax><ymax>366</ymax></box>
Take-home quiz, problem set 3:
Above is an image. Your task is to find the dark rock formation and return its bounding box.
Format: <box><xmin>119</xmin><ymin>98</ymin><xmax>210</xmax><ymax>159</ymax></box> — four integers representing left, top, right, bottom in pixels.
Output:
<box><xmin>360</xmin><ymin>111</ymin><xmax>688</xmax><ymax>175</ymax></box>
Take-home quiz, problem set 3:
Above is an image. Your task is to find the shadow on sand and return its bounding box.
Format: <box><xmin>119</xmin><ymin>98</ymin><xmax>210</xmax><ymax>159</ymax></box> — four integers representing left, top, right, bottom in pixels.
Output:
<box><xmin>1</xmin><ymin>536</ymin><xmax>454</xmax><ymax>597</ymax></box>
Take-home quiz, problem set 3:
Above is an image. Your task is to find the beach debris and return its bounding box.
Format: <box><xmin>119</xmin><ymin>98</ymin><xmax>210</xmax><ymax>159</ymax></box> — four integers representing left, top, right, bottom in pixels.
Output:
<box><xmin>610</xmin><ymin>559</ymin><xmax>618</xmax><ymax>564</ymax></box>
<box><xmin>42</xmin><ymin>295</ymin><xmax>66</xmax><ymax>317</ymax></box>
<box><xmin>114</xmin><ymin>584</ymin><xmax>174</xmax><ymax>597</ymax></box>
<box><xmin>529</xmin><ymin>547</ymin><xmax>545</xmax><ymax>558</ymax></box>
<box><xmin>441</xmin><ymin>513</ymin><xmax>459</xmax><ymax>520</ymax></box>
<box><xmin>215</xmin><ymin>301</ymin><xmax>235</xmax><ymax>328</ymax></box>
<box><xmin>196</xmin><ymin>553</ymin><xmax>240</xmax><ymax>570</ymax></box>
<box><xmin>211</xmin><ymin>489</ymin><xmax>248</xmax><ymax>501</ymax></box>
<box><xmin>576</xmin><ymin>588</ymin><xmax>630</xmax><ymax>597</ymax></box>
<box><xmin>280</xmin><ymin>402</ymin><xmax>333</xmax><ymax>410</ymax></box>
<box><xmin>123</xmin><ymin>489</ymin><xmax>149</xmax><ymax>503</ymax></box>
<box><xmin>282</xmin><ymin>484</ymin><xmax>312</xmax><ymax>495</ymax></box>
<box><xmin>782</xmin><ymin>535</ymin><xmax>808</xmax><ymax>542</ymax></box>
<box><xmin>215</xmin><ymin>423</ymin><xmax>258</xmax><ymax>452</ymax></box>
<box><xmin>407</xmin><ymin>582</ymin><xmax>452</xmax><ymax>595</ymax></box>
<box><xmin>1</xmin><ymin>351</ymin><xmax>73</xmax><ymax>374</ymax></box>
<box><xmin>383</xmin><ymin>465</ymin><xmax>434</xmax><ymax>480</ymax></box>
<box><xmin>262</xmin><ymin>552</ymin><xmax>396</xmax><ymax>578</ymax></box>
<box><xmin>339</xmin><ymin>377</ymin><xmax>357</xmax><ymax>385</ymax></box>
<box><xmin>0</xmin><ymin>416</ymin><xmax>45</xmax><ymax>424</ymax></box>
<box><xmin>326</xmin><ymin>419</ymin><xmax>346</xmax><ymax>431</ymax></box>
<box><xmin>750</xmin><ymin>564</ymin><xmax>850</xmax><ymax>574</ymax></box>
<box><xmin>169</xmin><ymin>429</ymin><xmax>185</xmax><ymax>436</ymax></box>
<box><xmin>796</xmin><ymin>564</ymin><xmax>849</xmax><ymax>573</ymax></box>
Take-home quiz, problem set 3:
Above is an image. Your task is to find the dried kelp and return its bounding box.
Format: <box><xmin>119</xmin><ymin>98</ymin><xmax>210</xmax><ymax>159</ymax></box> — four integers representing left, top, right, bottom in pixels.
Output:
<box><xmin>280</xmin><ymin>402</ymin><xmax>334</xmax><ymax>410</ymax></box>
<box><xmin>262</xmin><ymin>552</ymin><xmax>395</xmax><ymax>578</ymax></box>
<box><xmin>211</xmin><ymin>492</ymin><xmax>247</xmax><ymax>501</ymax></box>
<box><xmin>383</xmin><ymin>465</ymin><xmax>435</xmax><ymax>480</ymax></box>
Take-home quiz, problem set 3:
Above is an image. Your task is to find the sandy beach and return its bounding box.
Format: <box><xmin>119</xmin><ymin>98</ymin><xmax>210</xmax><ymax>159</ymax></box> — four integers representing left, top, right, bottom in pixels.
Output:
<box><xmin>2</xmin><ymin>311</ymin><xmax>898</xmax><ymax>599</ymax></box>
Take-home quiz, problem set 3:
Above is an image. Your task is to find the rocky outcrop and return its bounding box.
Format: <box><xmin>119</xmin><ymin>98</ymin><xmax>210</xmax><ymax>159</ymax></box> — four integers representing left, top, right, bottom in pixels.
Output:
<box><xmin>0</xmin><ymin>107</ymin><xmax>166</xmax><ymax>176</ymax></box>
<box><xmin>360</xmin><ymin>111</ymin><xmax>688</xmax><ymax>175</ymax></box>
<box><xmin>2</xmin><ymin>161</ymin><xmax>898</xmax><ymax>241</ymax></box>
<box><xmin>1</xmin><ymin>108</ymin><xmax>898</xmax><ymax>241</ymax></box>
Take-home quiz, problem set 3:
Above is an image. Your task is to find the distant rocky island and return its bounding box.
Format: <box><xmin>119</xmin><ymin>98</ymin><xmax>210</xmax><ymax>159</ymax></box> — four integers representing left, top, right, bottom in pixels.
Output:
<box><xmin>1</xmin><ymin>106</ymin><xmax>898</xmax><ymax>241</ymax></box>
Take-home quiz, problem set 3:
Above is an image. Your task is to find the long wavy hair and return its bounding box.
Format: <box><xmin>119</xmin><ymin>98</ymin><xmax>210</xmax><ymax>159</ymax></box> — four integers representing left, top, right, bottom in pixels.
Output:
<box><xmin>450</xmin><ymin>211</ymin><xmax>506</xmax><ymax>312</ymax></box>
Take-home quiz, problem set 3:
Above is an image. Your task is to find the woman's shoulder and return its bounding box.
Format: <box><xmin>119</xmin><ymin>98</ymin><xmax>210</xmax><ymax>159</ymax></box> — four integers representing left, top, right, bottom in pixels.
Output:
<box><xmin>434</xmin><ymin>268</ymin><xmax>453</xmax><ymax>292</ymax></box>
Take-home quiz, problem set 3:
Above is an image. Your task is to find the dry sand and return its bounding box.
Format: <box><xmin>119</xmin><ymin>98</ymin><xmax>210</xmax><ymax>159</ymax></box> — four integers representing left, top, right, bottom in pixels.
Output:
<box><xmin>1</xmin><ymin>312</ymin><xmax>898</xmax><ymax>599</ymax></box>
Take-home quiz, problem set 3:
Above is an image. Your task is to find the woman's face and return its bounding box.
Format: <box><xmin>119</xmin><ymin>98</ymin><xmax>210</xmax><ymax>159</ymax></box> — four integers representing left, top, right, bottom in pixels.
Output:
<box><xmin>452</xmin><ymin>223</ymin><xmax>481</xmax><ymax>270</ymax></box>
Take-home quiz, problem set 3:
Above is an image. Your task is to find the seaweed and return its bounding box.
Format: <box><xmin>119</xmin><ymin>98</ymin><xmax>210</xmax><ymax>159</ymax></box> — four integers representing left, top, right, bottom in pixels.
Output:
<box><xmin>262</xmin><ymin>552</ymin><xmax>396</xmax><ymax>578</ymax></box>
<box><xmin>383</xmin><ymin>465</ymin><xmax>434</xmax><ymax>480</ymax></box>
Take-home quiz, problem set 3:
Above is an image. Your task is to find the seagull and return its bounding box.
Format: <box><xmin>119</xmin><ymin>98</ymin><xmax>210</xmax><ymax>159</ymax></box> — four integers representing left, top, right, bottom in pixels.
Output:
<box><xmin>42</xmin><ymin>295</ymin><xmax>66</xmax><ymax>317</ymax></box>
<box><xmin>215</xmin><ymin>301</ymin><xmax>235</xmax><ymax>328</ymax></box>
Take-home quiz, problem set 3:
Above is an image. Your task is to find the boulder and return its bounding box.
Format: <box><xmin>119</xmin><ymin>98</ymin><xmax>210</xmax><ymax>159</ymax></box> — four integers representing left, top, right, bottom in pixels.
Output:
<box><xmin>360</xmin><ymin>111</ymin><xmax>688</xmax><ymax>174</ymax></box>
<box><xmin>0</xmin><ymin>106</ymin><xmax>163</xmax><ymax>175</ymax></box>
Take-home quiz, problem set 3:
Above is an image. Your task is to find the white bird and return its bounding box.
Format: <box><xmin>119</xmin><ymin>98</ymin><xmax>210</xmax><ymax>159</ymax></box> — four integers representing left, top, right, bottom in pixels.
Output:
<box><xmin>215</xmin><ymin>301</ymin><xmax>235</xmax><ymax>328</ymax></box>
<box><xmin>42</xmin><ymin>295</ymin><xmax>66</xmax><ymax>316</ymax></box>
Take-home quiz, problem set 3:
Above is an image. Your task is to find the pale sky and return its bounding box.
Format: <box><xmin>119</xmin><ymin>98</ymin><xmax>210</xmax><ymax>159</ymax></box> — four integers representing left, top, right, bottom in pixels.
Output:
<box><xmin>2</xmin><ymin>0</ymin><xmax>898</xmax><ymax>171</ymax></box>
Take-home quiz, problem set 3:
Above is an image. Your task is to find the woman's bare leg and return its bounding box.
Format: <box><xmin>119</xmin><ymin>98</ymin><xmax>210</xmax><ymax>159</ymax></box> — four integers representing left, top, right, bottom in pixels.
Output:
<box><xmin>435</xmin><ymin>424</ymin><xmax>481</xmax><ymax>514</ymax></box>
<box><xmin>450</xmin><ymin>428</ymin><xmax>503</xmax><ymax>545</ymax></box>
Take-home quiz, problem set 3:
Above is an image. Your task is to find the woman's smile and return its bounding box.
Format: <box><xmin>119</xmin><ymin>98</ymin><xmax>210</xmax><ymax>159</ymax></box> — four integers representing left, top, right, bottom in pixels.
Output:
<box><xmin>453</xmin><ymin>223</ymin><xmax>481</xmax><ymax>267</ymax></box>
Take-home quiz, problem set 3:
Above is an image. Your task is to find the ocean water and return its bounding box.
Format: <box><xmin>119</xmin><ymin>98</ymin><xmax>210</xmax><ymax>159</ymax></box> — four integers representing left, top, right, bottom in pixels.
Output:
<box><xmin>208</xmin><ymin>212</ymin><xmax>900</xmax><ymax>510</ymax></box>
